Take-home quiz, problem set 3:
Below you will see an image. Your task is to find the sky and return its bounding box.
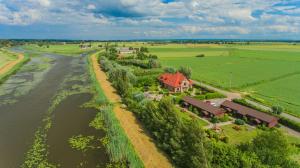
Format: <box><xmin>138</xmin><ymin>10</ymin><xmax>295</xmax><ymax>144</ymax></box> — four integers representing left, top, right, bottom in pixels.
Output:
<box><xmin>0</xmin><ymin>0</ymin><xmax>300</xmax><ymax>40</ymax></box>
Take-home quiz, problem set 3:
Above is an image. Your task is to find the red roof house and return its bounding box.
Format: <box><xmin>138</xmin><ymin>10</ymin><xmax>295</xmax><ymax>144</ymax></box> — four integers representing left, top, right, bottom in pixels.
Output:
<box><xmin>158</xmin><ymin>72</ymin><xmax>193</xmax><ymax>92</ymax></box>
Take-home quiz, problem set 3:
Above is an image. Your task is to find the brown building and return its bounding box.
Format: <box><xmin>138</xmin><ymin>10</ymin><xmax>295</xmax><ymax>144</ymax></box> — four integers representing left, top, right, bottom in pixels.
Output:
<box><xmin>183</xmin><ymin>96</ymin><xmax>225</xmax><ymax>117</ymax></box>
<box><xmin>221</xmin><ymin>100</ymin><xmax>279</xmax><ymax>128</ymax></box>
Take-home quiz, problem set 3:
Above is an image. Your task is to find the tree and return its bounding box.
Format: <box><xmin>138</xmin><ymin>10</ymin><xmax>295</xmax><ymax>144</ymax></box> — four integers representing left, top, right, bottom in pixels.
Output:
<box><xmin>178</xmin><ymin>66</ymin><xmax>192</xmax><ymax>79</ymax></box>
<box><xmin>148</xmin><ymin>59</ymin><xmax>161</xmax><ymax>68</ymax></box>
<box><xmin>272</xmin><ymin>105</ymin><xmax>283</xmax><ymax>115</ymax></box>
<box><xmin>136</xmin><ymin>52</ymin><xmax>147</xmax><ymax>60</ymax></box>
<box><xmin>239</xmin><ymin>130</ymin><xmax>298</xmax><ymax>167</ymax></box>
<box><xmin>164</xmin><ymin>67</ymin><xmax>176</xmax><ymax>73</ymax></box>
<box><xmin>182</xmin><ymin>122</ymin><xmax>211</xmax><ymax>168</ymax></box>
<box><xmin>140</xmin><ymin>47</ymin><xmax>149</xmax><ymax>53</ymax></box>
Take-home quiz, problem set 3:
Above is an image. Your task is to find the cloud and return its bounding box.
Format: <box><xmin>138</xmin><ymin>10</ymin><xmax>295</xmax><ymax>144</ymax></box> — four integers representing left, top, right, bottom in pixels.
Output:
<box><xmin>0</xmin><ymin>0</ymin><xmax>299</xmax><ymax>39</ymax></box>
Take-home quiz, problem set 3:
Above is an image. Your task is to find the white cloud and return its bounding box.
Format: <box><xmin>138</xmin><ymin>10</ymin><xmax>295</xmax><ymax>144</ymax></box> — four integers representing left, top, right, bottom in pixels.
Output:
<box><xmin>0</xmin><ymin>0</ymin><xmax>299</xmax><ymax>39</ymax></box>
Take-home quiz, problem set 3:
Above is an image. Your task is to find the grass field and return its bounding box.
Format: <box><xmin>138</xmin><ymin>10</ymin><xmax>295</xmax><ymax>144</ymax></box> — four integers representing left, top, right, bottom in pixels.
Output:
<box><xmin>221</xmin><ymin>124</ymin><xmax>260</xmax><ymax>145</ymax></box>
<box><xmin>23</xmin><ymin>44</ymin><xmax>96</xmax><ymax>55</ymax></box>
<box><xmin>147</xmin><ymin>43</ymin><xmax>300</xmax><ymax>117</ymax></box>
<box><xmin>0</xmin><ymin>49</ymin><xmax>18</xmax><ymax>68</ymax></box>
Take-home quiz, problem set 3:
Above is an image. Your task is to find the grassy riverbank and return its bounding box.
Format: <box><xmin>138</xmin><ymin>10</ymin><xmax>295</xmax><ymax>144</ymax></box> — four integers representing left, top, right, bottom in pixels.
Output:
<box><xmin>88</xmin><ymin>53</ymin><xmax>144</xmax><ymax>167</ymax></box>
<box><xmin>0</xmin><ymin>50</ymin><xmax>29</xmax><ymax>84</ymax></box>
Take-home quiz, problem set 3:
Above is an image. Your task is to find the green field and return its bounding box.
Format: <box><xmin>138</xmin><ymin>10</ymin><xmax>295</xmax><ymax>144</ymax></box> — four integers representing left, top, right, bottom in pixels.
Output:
<box><xmin>0</xmin><ymin>49</ymin><xmax>18</xmax><ymax>68</ymax></box>
<box><xmin>148</xmin><ymin>43</ymin><xmax>300</xmax><ymax>117</ymax></box>
<box><xmin>22</xmin><ymin>44</ymin><xmax>96</xmax><ymax>55</ymax></box>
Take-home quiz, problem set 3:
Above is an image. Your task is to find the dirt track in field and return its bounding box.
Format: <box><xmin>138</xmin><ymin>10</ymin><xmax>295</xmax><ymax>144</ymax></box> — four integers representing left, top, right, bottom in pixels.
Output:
<box><xmin>91</xmin><ymin>54</ymin><xmax>172</xmax><ymax>168</ymax></box>
<box><xmin>0</xmin><ymin>54</ymin><xmax>24</xmax><ymax>76</ymax></box>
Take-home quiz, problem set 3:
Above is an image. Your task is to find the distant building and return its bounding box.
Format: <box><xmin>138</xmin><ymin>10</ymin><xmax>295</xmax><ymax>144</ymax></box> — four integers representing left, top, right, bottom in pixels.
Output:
<box><xmin>221</xmin><ymin>100</ymin><xmax>279</xmax><ymax>128</ymax></box>
<box><xmin>117</xmin><ymin>47</ymin><xmax>134</xmax><ymax>54</ymax></box>
<box><xmin>182</xmin><ymin>96</ymin><xmax>225</xmax><ymax>118</ymax></box>
<box><xmin>158</xmin><ymin>72</ymin><xmax>193</xmax><ymax>92</ymax></box>
<box><xmin>79</xmin><ymin>44</ymin><xmax>92</xmax><ymax>49</ymax></box>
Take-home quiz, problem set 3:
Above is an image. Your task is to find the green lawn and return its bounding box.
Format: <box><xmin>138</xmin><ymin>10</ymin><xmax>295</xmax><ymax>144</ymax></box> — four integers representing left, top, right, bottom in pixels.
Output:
<box><xmin>22</xmin><ymin>44</ymin><xmax>97</xmax><ymax>56</ymax></box>
<box><xmin>0</xmin><ymin>49</ymin><xmax>18</xmax><ymax>68</ymax></box>
<box><xmin>148</xmin><ymin>43</ymin><xmax>300</xmax><ymax>116</ymax></box>
<box><xmin>221</xmin><ymin>124</ymin><xmax>260</xmax><ymax>145</ymax></box>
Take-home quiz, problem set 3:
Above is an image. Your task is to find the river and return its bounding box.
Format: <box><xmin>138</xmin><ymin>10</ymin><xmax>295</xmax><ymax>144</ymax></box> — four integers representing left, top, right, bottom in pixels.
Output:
<box><xmin>0</xmin><ymin>50</ymin><xmax>108</xmax><ymax>167</ymax></box>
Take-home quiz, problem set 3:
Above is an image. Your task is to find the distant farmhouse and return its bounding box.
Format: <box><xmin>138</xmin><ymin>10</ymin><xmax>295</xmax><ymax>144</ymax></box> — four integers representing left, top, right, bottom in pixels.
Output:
<box><xmin>79</xmin><ymin>44</ymin><xmax>92</xmax><ymax>49</ymax></box>
<box><xmin>159</xmin><ymin>72</ymin><xmax>193</xmax><ymax>93</ymax></box>
<box><xmin>117</xmin><ymin>47</ymin><xmax>134</xmax><ymax>54</ymax></box>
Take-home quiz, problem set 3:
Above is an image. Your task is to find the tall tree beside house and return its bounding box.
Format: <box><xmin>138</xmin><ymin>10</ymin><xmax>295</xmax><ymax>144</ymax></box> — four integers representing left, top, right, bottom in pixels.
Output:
<box><xmin>178</xmin><ymin>66</ymin><xmax>192</xmax><ymax>79</ymax></box>
<box><xmin>140</xmin><ymin>47</ymin><xmax>149</xmax><ymax>53</ymax></box>
<box><xmin>164</xmin><ymin>67</ymin><xmax>176</xmax><ymax>73</ymax></box>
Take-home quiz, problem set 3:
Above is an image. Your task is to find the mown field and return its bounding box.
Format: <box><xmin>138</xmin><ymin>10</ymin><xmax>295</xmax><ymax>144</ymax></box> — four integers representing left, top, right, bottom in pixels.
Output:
<box><xmin>0</xmin><ymin>49</ymin><xmax>18</xmax><ymax>68</ymax></box>
<box><xmin>147</xmin><ymin>43</ymin><xmax>300</xmax><ymax>117</ymax></box>
<box><xmin>22</xmin><ymin>44</ymin><xmax>97</xmax><ymax>55</ymax></box>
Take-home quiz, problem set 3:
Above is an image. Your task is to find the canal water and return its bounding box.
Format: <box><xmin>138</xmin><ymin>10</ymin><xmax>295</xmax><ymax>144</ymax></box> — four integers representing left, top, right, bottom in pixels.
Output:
<box><xmin>0</xmin><ymin>50</ymin><xmax>108</xmax><ymax>167</ymax></box>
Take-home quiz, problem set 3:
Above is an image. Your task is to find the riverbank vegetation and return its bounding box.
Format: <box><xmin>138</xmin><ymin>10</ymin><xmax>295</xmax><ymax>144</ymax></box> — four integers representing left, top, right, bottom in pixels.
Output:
<box><xmin>0</xmin><ymin>49</ymin><xmax>30</xmax><ymax>84</ymax></box>
<box><xmin>88</xmin><ymin>53</ymin><xmax>144</xmax><ymax>168</ymax></box>
<box><xmin>98</xmin><ymin>47</ymin><xmax>300</xmax><ymax>168</ymax></box>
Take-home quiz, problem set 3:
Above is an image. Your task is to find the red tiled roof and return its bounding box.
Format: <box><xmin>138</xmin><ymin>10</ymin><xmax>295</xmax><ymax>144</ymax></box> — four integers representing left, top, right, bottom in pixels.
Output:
<box><xmin>221</xmin><ymin>100</ymin><xmax>279</xmax><ymax>123</ymax></box>
<box><xmin>183</xmin><ymin>96</ymin><xmax>225</xmax><ymax>116</ymax></box>
<box><xmin>159</xmin><ymin>72</ymin><xmax>192</xmax><ymax>88</ymax></box>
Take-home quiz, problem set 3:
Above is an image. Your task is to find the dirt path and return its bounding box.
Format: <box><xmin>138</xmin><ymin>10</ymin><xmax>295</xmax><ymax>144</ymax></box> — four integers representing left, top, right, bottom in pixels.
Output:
<box><xmin>0</xmin><ymin>53</ymin><xmax>24</xmax><ymax>75</ymax></box>
<box><xmin>91</xmin><ymin>54</ymin><xmax>172</xmax><ymax>168</ymax></box>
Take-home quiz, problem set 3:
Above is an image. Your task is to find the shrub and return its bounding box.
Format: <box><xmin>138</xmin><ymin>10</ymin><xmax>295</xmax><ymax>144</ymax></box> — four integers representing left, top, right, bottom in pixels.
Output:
<box><xmin>205</xmin><ymin>92</ymin><xmax>226</xmax><ymax>99</ymax></box>
<box><xmin>233</xmin><ymin>125</ymin><xmax>242</xmax><ymax>131</ymax></box>
<box><xmin>235</xmin><ymin>119</ymin><xmax>245</xmax><ymax>125</ymax></box>
<box><xmin>272</xmin><ymin>105</ymin><xmax>284</xmax><ymax>115</ymax></box>
<box><xmin>211</xmin><ymin>117</ymin><xmax>219</xmax><ymax>123</ymax></box>
<box><xmin>164</xmin><ymin>67</ymin><xmax>176</xmax><ymax>73</ymax></box>
<box><xmin>279</xmin><ymin>117</ymin><xmax>300</xmax><ymax>132</ymax></box>
<box><xmin>219</xmin><ymin>114</ymin><xmax>230</xmax><ymax>122</ymax></box>
<box><xmin>196</xmin><ymin>54</ymin><xmax>205</xmax><ymax>57</ymax></box>
<box><xmin>194</xmin><ymin>95</ymin><xmax>206</xmax><ymax>100</ymax></box>
<box><xmin>221</xmin><ymin>136</ymin><xmax>229</xmax><ymax>143</ymax></box>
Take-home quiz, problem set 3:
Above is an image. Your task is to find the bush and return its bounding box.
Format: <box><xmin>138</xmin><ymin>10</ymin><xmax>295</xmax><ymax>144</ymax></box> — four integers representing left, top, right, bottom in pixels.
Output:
<box><xmin>205</xmin><ymin>92</ymin><xmax>226</xmax><ymax>99</ymax></box>
<box><xmin>272</xmin><ymin>105</ymin><xmax>284</xmax><ymax>115</ymax></box>
<box><xmin>221</xmin><ymin>136</ymin><xmax>229</xmax><ymax>143</ymax></box>
<box><xmin>235</xmin><ymin>119</ymin><xmax>245</xmax><ymax>125</ymax></box>
<box><xmin>279</xmin><ymin>117</ymin><xmax>300</xmax><ymax>132</ymax></box>
<box><xmin>194</xmin><ymin>95</ymin><xmax>206</xmax><ymax>100</ymax></box>
<box><xmin>196</xmin><ymin>54</ymin><xmax>205</xmax><ymax>57</ymax></box>
<box><xmin>164</xmin><ymin>67</ymin><xmax>176</xmax><ymax>73</ymax></box>
<box><xmin>211</xmin><ymin>117</ymin><xmax>219</xmax><ymax>123</ymax></box>
<box><xmin>219</xmin><ymin>114</ymin><xmax>230</xmax><ymax>122</ymax></box>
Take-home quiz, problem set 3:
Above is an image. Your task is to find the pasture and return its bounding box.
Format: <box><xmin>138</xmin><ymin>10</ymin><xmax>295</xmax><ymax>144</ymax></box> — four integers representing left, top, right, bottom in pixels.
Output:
<box><xmin>147</xmin><ymin>43</ymin><xmax>300</xmax><ymax>116</ymax></box>
<box><xmin>23</xmin><ymin>44</ymin><xmax>96</xmax><ymax>55</ymax></box>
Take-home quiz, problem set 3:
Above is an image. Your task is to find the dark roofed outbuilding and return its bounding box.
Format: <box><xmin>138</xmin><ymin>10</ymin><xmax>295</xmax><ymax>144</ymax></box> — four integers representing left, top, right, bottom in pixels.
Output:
<box><xmin>183</xmin><ymin>96</ymin><xmax>225</xmax><ymax>117</ymax></box>
<box><xmin>221</xmin><ymin>100</ymin><xmax>278</xmax><ymax>127</ymax></box>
